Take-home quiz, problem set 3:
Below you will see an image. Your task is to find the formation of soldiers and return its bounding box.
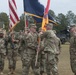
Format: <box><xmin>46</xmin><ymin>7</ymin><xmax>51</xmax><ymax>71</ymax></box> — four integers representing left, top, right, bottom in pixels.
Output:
<box><xmin>0</xmin><ymin>23</ymin><xmax>62</xmax><ymax>75</ymax></box>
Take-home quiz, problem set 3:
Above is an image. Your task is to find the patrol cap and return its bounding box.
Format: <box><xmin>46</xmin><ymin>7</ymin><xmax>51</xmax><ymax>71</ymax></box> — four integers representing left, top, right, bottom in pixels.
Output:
<box><xmin>29</xmin><ymin>23</ymin><xmax>37</xmax><ymax>28</ymax></box>
<box><xmin>46</xmin><ymin>23</ymin><xmax>53</xmax><ymax>27</ymax></box>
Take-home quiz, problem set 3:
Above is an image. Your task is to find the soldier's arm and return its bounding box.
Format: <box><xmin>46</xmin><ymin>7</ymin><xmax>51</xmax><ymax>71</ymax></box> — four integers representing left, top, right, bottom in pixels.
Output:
<box><xmin>70</xmin><ymin>37</ymin><xmax>74</xmax><ymax>48</ymax></box>
<box><xmin>69</xmin><ymin>37</ymin><xmax>74</xmax><ymax>55</ymax></box>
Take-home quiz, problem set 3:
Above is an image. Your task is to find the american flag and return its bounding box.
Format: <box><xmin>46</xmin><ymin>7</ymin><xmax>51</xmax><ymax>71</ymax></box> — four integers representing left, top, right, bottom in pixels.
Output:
<box><xmin>8</xmin><ymin>0</ymin><xmax>19</xmax><ymax>30</ymax></box>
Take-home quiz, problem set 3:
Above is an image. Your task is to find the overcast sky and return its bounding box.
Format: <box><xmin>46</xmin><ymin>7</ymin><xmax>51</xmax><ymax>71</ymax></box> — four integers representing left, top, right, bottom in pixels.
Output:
<box><xmin>0</xmin><ymin>0</ymin><xmax>76</xmax><ymax>16</ymax></box>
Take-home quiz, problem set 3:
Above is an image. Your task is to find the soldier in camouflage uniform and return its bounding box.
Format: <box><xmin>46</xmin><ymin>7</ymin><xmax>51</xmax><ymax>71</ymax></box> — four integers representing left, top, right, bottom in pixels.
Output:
<box><xmin>4</xmin><ymin>32</ymin><xmax>9</xmax><ymax>56</ymax></box>
<box><xmin>18</xmin><ymin>28</ymin><xmax>29</xmax><ymax>51</ymax></box>
<box><xmin>52</xmin><ymin>30</ymin><xmax>61</xmax><ymax>75</ymax></box>
<box><xmin>0</xmin><ymin>31</ymin><xmax>6</xmax><ymax>75</ymax></box>
<box><xmin>55</xmin><ymin>37</ymin><xmax>61</xmax><ymax>65</ymax></box>
<box><xmin>69</xmin><ymin>25</ymin><xmax>76</xmax><ymax>75</ymax></box>
<box><xmin>40</xmin><ymin>23</ymin><xmax>59</xmax><ymax>75</ymax></box>
<box><xmin>7</xmin><ymin>32</ymin><xmax>19</xmax><ymax>74</ymax></box>
<box><xmin>18</xmin><ymin>29</ymin><xmax>28</xmax><ymax>64</ymax></box>
<box><xmin>53</xmin><ymin>30</ymin><xmax>61</xmax><ymax>64</ymax></box>
<box><xmin>18</xmin><ymin>31</ymin><xmax>25</xmax><ymax>58</ymax></box>
<box><xmin>22</xmin><ymin>24</ymin><xmax>40</xmax><ymax>75</ymax></box>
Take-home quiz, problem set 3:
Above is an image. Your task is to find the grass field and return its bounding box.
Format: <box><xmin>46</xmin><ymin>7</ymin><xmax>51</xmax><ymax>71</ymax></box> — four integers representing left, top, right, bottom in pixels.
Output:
<box><xmin>3</xmin><ymin>43</ymin><xmax>74</xmax><ymax>75</ymax></box>
<box><xmin>58</xmin><ymin>44</ymin><xmax>73</xmax><ymax>75</ymax></box>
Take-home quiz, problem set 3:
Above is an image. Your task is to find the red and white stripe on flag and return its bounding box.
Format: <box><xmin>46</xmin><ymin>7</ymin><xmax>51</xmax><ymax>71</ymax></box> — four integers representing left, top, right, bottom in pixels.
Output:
<box><xmin>8</xmin><ymin>0</ymin><xmax>19</xmax><ymax>30</ymax></box>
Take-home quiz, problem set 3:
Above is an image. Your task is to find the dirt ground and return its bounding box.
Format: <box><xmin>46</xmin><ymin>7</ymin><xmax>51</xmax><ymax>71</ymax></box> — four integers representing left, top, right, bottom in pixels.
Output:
<box><xmin>3</xmin><ymin>43</ymin><xmax>74</xmax><ymax>75</ymax></box>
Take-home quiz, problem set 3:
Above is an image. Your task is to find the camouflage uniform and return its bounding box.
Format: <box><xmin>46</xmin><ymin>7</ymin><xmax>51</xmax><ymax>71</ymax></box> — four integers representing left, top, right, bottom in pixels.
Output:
<box><xmin>54</xmin><ymin>36</ymin><xmax>61</xmax><ymax>65</ymax></box>
<box><xmin>39</xmin><ymin>39</ymin><xmax>45</xmax><ymax>75</ymax></box>
<box><xmin>52</xmin><ymin>36</ymin><xmax>61</xmax><ymax>75</ymax></box>
<box><xmin>7</xmin><ymin>32</ymin><xmax>18</xmax><ymax>73</ymax></box>
<box><xmin>22</xmin><ymin>24</ymin><xmax>40</xmax><ymax>75</ymax></box>
<box><xmin>18</xmin><ymin>32</ymin><xmax>25</xmax><ymax>59</ymax></box>
<box><xmin>69</xmin><ymin>25</ymin><xmax>76</xmax><ymax>75</ymax></box>
<box><xmin>70</xmin><ymin>36</ymin><xmax>76</xmax><ymax>74</ymax></box>
<box><xmin>4</xmin><ymin>34</ymin><xmax>9</xmax><ymax>56</ymax></box>
<box><xmin>18</xmin><ymin>32</ymin><xmax>27</xmax><ymax>70</ymax></box>
<box><xmin>41</xmin><ymin>29</ymin><xmax>59</xmax><ymax>75</ymax></box>
<box><xmin>0</xmin><ymin>38</ymin><xmax>6</xmax><ymax>72</ymax></box>
<box><xmin>18</xmin><ymin>30</ymin><xmax>29</xmax><ymax>59</ymax></box>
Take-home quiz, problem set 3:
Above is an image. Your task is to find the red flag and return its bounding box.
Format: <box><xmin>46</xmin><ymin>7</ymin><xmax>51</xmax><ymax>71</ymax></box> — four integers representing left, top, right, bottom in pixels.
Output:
<box><xmin>8</xmin><ymin>0</ymin><xmax>19</xmax><ymax>31</ymax></box>
<box><xmin>42</xmin><ymin>0</ymin><xmax>50</xmax><ymax>31</ymax></box>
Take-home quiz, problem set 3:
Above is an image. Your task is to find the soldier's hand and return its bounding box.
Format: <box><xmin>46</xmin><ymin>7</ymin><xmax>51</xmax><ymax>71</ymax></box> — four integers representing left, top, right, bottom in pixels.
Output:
<box><xmin>39</xmin><ymin>32</ymin><xmax>43</xmax><ymax>35</ymax></box>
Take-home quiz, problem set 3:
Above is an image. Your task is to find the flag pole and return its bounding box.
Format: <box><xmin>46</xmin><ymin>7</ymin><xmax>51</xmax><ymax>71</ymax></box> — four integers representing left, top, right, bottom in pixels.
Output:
<box><xmin>23</xmin><ymin>0</ymin><xmax>27</xmax><ymax>31</ymax></box>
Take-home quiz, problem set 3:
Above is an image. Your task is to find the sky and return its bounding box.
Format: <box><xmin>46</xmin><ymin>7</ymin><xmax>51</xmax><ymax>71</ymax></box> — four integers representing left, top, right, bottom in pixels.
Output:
<box><xmin>0</xmin><ymin>0</ymin><xmax>76</xmax><ymax>17</ymax></box>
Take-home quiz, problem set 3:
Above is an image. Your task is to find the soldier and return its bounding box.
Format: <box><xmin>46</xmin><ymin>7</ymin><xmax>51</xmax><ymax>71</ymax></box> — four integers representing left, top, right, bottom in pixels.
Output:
<box><xmin>18</xmin><ymin>29</ymin><xmax>28</xmax><ymax>63</ymax></box>
<box><xmin>53</xmin><ymin>30</ymin><xmax>61</xmax><ymax>64</ymax></box>
<box><xmin>4</xmin><ymin>32</ymin><xmax>9</xmax><ymax>56</ymax></box>
<box><xmin>69</xmin><ymin>24</ymin><xmax>76</xmax><ymax>75</ymax></box>
<box><xmin>22</xmin><ymin>24</ymin><xmax>40</xmax><ymax>75</ymax></box>
<box><xmin>0</xmin><ymin>31</ymin><xmax>6</xmax><ymax>75</ymax></box>
<box><xmin>52</xmin><ymin>30</ymin><xmax>61</xmax><ymax>75</ymax></box>
<box><xmin>18</xmin><ymin>30</ymin><xmax>24</xmax><ymax>57</ymax></box>
<box><xmin>7</xmin><ymin>32</ymin><xmax>19</xmax><ymax>75</ymax></box>
<box><xmin>40</xmin><ymin>23</ymin><xmax>59</xmax><ymax>75</ymax></box>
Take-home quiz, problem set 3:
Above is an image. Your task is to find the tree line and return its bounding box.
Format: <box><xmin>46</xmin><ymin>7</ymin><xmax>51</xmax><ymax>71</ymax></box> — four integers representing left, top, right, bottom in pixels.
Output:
<box><xmin>0</xmin><ymin>10</ymin><xmax>76</xmax><ymax>33</ymax></box>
